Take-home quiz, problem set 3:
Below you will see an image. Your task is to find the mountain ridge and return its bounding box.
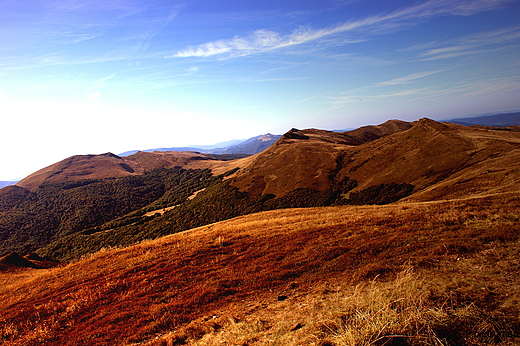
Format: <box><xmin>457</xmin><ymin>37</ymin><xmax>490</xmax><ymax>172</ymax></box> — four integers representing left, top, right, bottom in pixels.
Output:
<box><xmin>1</xmin><ymin>116</ymin><xmax>520</xmax><ymax>345</ymax></box>
<box><xmin>445</xmin><ymin>111</ymin><xmax>520</xmax><ymax>127</ymax></box>
<box><xmin>2</xmin><ymin>117</ymin><xmax>520</xmax><ymax>258</ymax></box>
<box><xmin>118</xmin><ymin>133</ymin><xmax>281</xmax><ymax>157</ymax></box>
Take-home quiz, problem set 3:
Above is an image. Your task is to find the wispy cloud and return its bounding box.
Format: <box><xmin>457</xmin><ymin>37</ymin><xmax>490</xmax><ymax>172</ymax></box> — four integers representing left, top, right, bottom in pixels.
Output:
<box><xmin>0</xmin><ymin>1</ymin><xmax>182</xmax><ymax>69</ymax></box>
<box><xmin>379</xmin><ymin>70</ymin><xmax>444</xmax><ymax>86</ymax></box>
<box><xmin>172</xmin><ymin>0</ymin><xmax>514</xmax><ymax>59</ymax></box>
<box><xmin>417</xmin><ymin>26</ymin><xmax>520</xmax><ymax>60</ymax></box>
<box><xmin>88</xmin><ymin>91</ymin><xmax>102</xmax><ymax>100</ymax></box>
<box><xmin>294</xmin><ymin>92</ymin><xmax>328</xmax><ymax>105</ymax></box>
<box><xmin>326</xmin><ymin>72</ymin><xmax>520</xmax><ymax>112</ymax></box>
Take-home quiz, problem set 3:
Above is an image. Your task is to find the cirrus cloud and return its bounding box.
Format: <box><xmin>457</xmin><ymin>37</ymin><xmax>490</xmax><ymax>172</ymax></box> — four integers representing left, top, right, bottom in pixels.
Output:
<box><xmin>171</xmin><ymin>0</ymin><xmax>515</xmax><ymax>59</ymax></box>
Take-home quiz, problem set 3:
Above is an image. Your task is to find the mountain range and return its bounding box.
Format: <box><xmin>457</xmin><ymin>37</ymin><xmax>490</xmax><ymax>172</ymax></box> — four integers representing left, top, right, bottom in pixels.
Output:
<box><xmin>119</xmin><ymin>133</ymin><xmax>281</xmax><ymax>157</ymax></box>
<box><xmin>1</xmin><ymin>116</ymin><xmax>519</xmax><ymax>259</ymax></box>
<box><xmin>445</xmin><ymin>111</ymin><xmax>520</xmax><ymax>127</ymax></box>
<box><xmin>0</xmin><ymin>181</ymin><xmax>16</xmax><ymax>189</ymax></box>
<box><xmin>1</xmin><ymin>113</ymin><xmax>520</xmax><ymax>345</ymax></box>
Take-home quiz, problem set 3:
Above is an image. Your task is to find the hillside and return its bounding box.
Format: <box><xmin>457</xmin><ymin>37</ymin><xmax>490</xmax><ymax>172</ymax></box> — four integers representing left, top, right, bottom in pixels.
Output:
<box><xmin>230</xmin><ymin>118</ymin><xmax>520</xmax><ymax>199</ymax></box>
<box><xmin>1</xmin><ymin>193</ymin><xmax>518</xmax><ymax>345</ymax></box>
<box><xmin>2</xmin><ymin>118</ymin><xmax>520</xmax><ymax>260</ymax></box>
<box><xmin>16</xmin><ymin>151</ymin><xmax>241</xmax><ymax>192</ymax></box>
<box><xmin>1</xmin><ymin>117</ymin><xmax>520</xmax><ymax>345</ymax></box>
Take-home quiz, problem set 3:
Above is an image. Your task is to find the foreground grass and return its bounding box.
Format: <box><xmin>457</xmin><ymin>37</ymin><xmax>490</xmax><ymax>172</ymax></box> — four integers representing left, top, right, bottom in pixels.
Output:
<box><xmin>1</xmin><ymin>193</ymin><xmax>519</xmax><ymax>345</ymax></box>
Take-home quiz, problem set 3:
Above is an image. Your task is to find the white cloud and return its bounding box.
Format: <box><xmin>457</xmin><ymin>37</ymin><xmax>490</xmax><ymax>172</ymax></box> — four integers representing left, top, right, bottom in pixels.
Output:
<box><xmin>294</xmin><ymin>92</ymin><xmax>328</xmax><ymax>105</ymax></box>
<box><xmin>88</xmin><ymin>91</ymin><xmax>101</xmax><ymax>100</ymax></box>
<box><xmin>417</xmin><ymin>26</ymin><xmax>520</xmax><ymax>60</ymax></box>
<box><xmin>172</xmin><ymin>0</ymin><xmax>514</xmax><ymax>59</ymax></box>
<box><xmin>379</xmin><ymin>70</ymin><xmax>444</xmax><ymax>86</ymax></box>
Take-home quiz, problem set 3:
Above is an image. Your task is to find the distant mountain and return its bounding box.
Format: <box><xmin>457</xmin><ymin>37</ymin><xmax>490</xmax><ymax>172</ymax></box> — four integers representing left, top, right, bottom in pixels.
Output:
<box><xmin>0</xmin><ymin>181</ymin><xmax>17</xmax><ymax>189</ymax></box>
<box><xmin>119</xmin><ymin>134</ymin><xmax>280</xmax><ymax>157</ymax></box>
<box><xmin>445</xmin><ymin>111</ymin><xmax>520</xmax><ymax>127</ymax></box>
<box><xmin>209</xmin><ymin>133</ymin><xmax>281</xmax><ymax>155</ymax></box>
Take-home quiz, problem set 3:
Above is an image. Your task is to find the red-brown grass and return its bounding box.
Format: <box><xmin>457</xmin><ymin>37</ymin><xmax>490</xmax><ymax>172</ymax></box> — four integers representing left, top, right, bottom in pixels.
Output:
<box><xmin>1</xmin><ymin>192</ymin><xmax>519</xmax><ymax>345</ymax></box>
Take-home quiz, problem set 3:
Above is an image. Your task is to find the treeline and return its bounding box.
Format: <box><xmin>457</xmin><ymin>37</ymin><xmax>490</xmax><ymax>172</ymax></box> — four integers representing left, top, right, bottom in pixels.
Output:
<box><xmin>37</xmin><ymin>178</ymin><xmax>415</xmax><ymax>261</ymax></box>
<box><xmin>0</xmin><ymin>167</ymin><xmax>221</xmax><ymax>256</ymax></box>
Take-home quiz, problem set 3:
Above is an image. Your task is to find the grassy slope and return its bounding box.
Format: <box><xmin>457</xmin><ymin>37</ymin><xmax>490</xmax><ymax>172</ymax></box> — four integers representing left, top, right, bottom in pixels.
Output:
<box><xmin>8</xmin><ymin>119</ymin><xmax>520</xmax><ymax>260</ymax></box>
<box><xmin>1</xmin><ymin>192</ymin><xmax>519</xmax><ymax>345</ymax></box>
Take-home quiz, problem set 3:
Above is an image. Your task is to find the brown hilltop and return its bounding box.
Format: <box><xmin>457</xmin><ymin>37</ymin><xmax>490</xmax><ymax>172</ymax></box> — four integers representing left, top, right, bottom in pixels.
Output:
<box><xmin>341</xmin><ymin>118</ymin><xmax>520</xmax><ymax>200</ymax></box>
<box><xmin>16</xmin><ymin>151</ymin><xmax>237</xmax><ymax>191</ymax></box>
<box><xmin>230</xmin><ymin>119</ymin><xmax>412</xmax><ymax>197</ymax></box>
<box><xmin>342</xmin><ymin>119</ymin><xmax>414</xmax><ymax>144</ymax></box>
<box><xmin>231</xmin><ymin>118</ymin><xmax>520</xmax><ymax>200</ymax></box>
<box><xmin>14</xmin><ymin>118</ymin><xmax>520</xmax><ymax>200</ymax></box>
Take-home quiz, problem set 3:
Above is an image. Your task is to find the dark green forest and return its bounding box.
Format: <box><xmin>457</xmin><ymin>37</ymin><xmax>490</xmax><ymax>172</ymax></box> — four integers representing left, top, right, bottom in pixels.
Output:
<box><xmin>0</xmin><ymin>167</ymin><xmax>221</xmax><ymax>256</ymax></box>
<box><xmin>1</xmin><ymin>160</ymin><xmax>414</xmax><ymax>261</ymax></box>
<box><xmin>36</xmin><ymin>177</ymin><xmax>414</xmax><ymax>261</ymax></box>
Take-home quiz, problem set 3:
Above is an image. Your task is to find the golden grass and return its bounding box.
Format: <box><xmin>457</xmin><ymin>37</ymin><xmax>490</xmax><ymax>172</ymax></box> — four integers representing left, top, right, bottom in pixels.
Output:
<box><xmin>1</xmin><ymin>192</ymin><xmax>519</xmax><ymax>345</ymax></box>
<box><xmin>149</xmin><ymin>258</ymin><xmax>520</xmax><ymax>346</ymax></box>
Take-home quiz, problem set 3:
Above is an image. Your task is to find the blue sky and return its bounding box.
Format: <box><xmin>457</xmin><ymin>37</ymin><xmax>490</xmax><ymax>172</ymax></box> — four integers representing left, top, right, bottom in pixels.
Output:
<box><xmin>1</xmin><ymin>0</ymin><xmax>519</xmax><ymax>181</ymax></box>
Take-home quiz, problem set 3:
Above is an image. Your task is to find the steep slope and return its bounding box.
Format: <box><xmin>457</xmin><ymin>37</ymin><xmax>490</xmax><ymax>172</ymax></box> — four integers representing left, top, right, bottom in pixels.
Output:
<box><xmin>231</xmin><ymin>128</ymin><xmax>357</xmax><ymax>196</ymax></box>
<box><xmin>1</xmin><ymin>193</ymin><xmax>518</xmax><ymax>345</ymax></box>
<box><xmin>231</xmin><ymin>118</ymin><xmax>520</xmax><ymax>201</ymax></box>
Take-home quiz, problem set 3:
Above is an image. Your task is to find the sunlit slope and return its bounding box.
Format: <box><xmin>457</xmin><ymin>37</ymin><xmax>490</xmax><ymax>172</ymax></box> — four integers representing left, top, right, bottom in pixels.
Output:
<box><xmin>16</xmin><ymin>151</ymin><xmax>245</xmax><ymax>192</ymax></box>
<box><xmin>1</xmin><ymin>193</ymin><xmax>519</xmax><ymax>345</ymax></box>
<box><xmin>231</xmin><ymin>118</ymin><xmax>520</xmax><ymax>200</ymax></box>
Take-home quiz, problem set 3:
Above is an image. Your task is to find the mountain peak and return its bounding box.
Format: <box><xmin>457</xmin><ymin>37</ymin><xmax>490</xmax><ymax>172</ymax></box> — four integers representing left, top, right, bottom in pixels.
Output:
<box><xmin>415</xmin><ymin>118</ymin><xmax>451</xmax><ymax>131</ymax></box>
<box><xmin>281</xmin><ymin>128</ymin><xmax>310</xmax><ymax>140</ymax></box>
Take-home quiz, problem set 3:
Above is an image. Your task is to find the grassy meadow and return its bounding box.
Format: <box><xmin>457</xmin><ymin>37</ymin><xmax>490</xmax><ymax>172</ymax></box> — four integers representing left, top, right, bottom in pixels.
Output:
<box><xmin>1</xmin><ymin>192</ymin><xmax>519</xmax><ymax>345</ymax></box>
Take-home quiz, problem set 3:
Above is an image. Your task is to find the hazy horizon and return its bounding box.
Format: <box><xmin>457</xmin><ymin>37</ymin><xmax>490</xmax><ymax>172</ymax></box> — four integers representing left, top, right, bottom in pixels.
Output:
<box><xmin>1</xmin><ymin>0</ymin><xmax>519</xmax><ymax>181</ymax></box>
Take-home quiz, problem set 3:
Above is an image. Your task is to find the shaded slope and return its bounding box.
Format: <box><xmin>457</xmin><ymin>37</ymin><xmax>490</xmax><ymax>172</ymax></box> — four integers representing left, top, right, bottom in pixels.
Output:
<box><xmin>0</xmin><ymin>253</ymin><xmax>41</xmax><ymax>271</ymax></box>
<box><xmin>1</xmin><ymin>193</ymin><xmax>519</xmax><ymax>345</ymax></box>
<box><xmin>0</xmin><ymin>167</ymin><xmax>224</xmax><ymax>256</ymax></box>
<box><xmin>0</xmin><ymin>253</ymin><xmax>58</xmax><ymax>272</ymax></box>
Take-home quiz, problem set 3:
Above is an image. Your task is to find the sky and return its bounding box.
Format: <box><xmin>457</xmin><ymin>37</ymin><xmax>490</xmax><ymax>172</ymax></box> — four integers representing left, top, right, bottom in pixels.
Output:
<box><xmin>1</xmin><ymin>0</ymin><xmax>520</xmax><ymax>181</ymax></box>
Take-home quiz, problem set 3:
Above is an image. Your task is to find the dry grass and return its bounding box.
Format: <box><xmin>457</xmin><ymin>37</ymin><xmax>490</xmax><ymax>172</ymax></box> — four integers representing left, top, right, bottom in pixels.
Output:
<box><xmin>150</xmin><ymin>260</ymin><xmax>520</xmax><ymax>346</ymax></box>
<box><xmin>1</xmin><ymin>192</ymin><xmax>519</xmax><ymax>345</ymax></box>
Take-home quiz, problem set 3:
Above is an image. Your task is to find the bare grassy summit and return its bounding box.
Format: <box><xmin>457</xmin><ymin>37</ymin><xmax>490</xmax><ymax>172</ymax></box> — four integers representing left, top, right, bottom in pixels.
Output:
<box><xmin>230</xmin><ymin>118</ymin><xmax>520</xmax><ymax>200</ymax></box>
<box><xmin>16</xmin><ymin>151</ymin><xmax>235</xmax><ymax>192</ymax></box>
